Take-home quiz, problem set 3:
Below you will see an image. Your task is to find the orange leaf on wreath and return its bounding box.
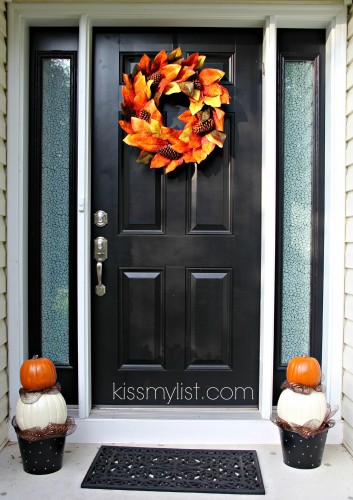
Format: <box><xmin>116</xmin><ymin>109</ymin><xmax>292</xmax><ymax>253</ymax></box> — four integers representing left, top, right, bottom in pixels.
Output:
<box><xmin>123</xmin><ymin>133</ymin><xmax>166</xmax><ymax>152</ymax></box>
<box><xmin>131</xmin><ymin>117</ymin><xmax>152</xmax><ymax>133</ymax></box>
<box><xmin>157</xmin><ymin>78</ymin><xmax>169</xmax><ymax>94</ymax></box>
<box><xmin>123</xmin><ymin>73</ymin><xmax>134</xmax><ymax>90</ymax></box>
<box><xmin>178</xmin><ymin>110</ymin><xmax>196</xmax><ymax>124</ymax></box>
<box><xmin>134</xmin><ymin>72</ymin><xmax>150</xmax><ymax>96</ymax></box>
<box><xmin>193</xmin><ymin>147</ymin><xmax>208</xmax><ymax>164</ymax></box>
<box><xmin>151</xmin><ymin>50</ymin><xmax>168</xmax><ymax>72</ymax></box>
<box><xmin>123</xmin><ymin>133</ymin><xmax>147</xmax><ymax>147</ymax></box>
<box><xmin>150</xmin><ymin>153</ymin><xmax>171</xmax><ymax>169</ymax></box>
<box><xmin>181</xmin><ymin>52</ymin><xmax>200</xmax><ymax>68</ymax></box>
<box><xmin>172</xmin><ymin>140</ymin><xmax>192</xmax><ymax>154</ymax></box>
<box><xmin>201</xmin><ymin>137</ymin><xmax>216</xmax><ymax>155</ymax></box>
<box><xmin>142</xmin><ymin>99</ymin><xmax>163</xmax><ymax>122</ymax></box>
<box><xmin>165</xmin><ymin>157</ymin><xmax>184</xmax><ymax>174</ymax></box>
<box><xmin>188</xmin><ymin>131</ymin><xmax>202</xmax><ymax>149</ymax></box>
<box><xmin>199</xmin><ymin>68</ymin><xmax>225</xmax><ymax>86</ymax></box>
<box><xmin>220</xmin><ymin>86</ymin><xmax>230</xmax><ymax>104</ymax></box>
<box><xmin>161</xmin><ymin>64</ymin><xmax>182</xmax><ymax>82</ymax></box>
<box><xmin>183</xmin><ymin>150</ymin><xmax>197</xmax><ymax>163</ymax></box>
<box><xmin>160</xmin><ymin>127</ymin><xmax>182</xmax><ymax>142</ymax></box>
<box><xmin>206</xmin><ymin>130</ymin><xmax>226</xmax><ymax>148</ymax></box>
<box><xmin>138</xmin><ymin>54</ymin><xmax>151</xmax><ymax>75</ymax></box>
<box><xmin>133</xmin><ymin>93</ymin><xmax>150</xmax><ymax>114</ymax></box>
<box><xmin>204</xmin><ymin>95</ymin><xmax>221</xmax><ymax>108</ymax></box>
<box><xmin>212</xmin><ymin>108</ymin><xmax>225</xmax><ymax>131</ymax></box>
<box><xmin>203</xmin><ymin>83</ymin><xmax>223</xmax><ymax>98</ymax></box>
<box><xmin>122</xmin><ymin>86</ymin><xmax>135</xmax><ymax>108</ymax></box>
<box><xmin>177</xmin><ymin>67</ymin><xmax>196</xmax><ymax>83</ymax></box>
<box><xmin>118</xmin><ymin>120</ymin><xmax>134</xmax><ymax>134</ymax></box>
<box><xmin>138</xmin><ymin>136</ymin><xmax>167</xmax><ymax>153</ymax></box>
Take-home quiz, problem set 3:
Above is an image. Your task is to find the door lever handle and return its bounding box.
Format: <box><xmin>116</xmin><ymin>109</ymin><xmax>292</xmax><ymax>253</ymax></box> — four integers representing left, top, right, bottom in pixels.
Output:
<box><xmin>95</xmin><ymin>261</ymin><xmax>106</xmax><ymax>296</ymax></box>
<box><xmin>94</xmin><ymin>237</ymin><xmax>108</xmax><ymax>296</ymax></box>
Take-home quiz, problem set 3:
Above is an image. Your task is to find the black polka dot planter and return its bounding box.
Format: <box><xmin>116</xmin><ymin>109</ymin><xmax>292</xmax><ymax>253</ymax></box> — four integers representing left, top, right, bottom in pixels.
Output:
<box><xmin>279</xmin><ymin>428</ymin><xmax>328</xmax><ymax>469</ymax></box>
<box><xmin>17</xmin><ymin>436</ymin><xmax>66</xmax><ymax>475</ymax></box>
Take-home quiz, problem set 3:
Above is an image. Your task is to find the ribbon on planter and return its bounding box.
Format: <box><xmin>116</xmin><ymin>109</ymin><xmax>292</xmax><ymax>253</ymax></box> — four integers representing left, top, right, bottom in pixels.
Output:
<box><xmin>12</xmin><ymin>416</ymin><xmax>76</xmax><ymax>442</ymax></box>
<box><xmin>272</xmin><ymin>404</ymin><xmax>338</xmax><ymax>439</ymax></box>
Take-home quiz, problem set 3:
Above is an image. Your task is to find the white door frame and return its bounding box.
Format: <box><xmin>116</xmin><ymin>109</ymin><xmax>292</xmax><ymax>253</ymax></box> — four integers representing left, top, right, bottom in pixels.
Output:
<box><xmin>7</xmin><ymin>3</ymin><xmax>346</xmax><ymax>444</ymax></box>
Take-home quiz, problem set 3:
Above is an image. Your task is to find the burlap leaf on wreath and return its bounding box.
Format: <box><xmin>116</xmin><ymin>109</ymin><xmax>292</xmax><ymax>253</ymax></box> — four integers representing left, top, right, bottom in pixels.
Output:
<box><xmin>19</xmin><ymin>383</ymin><xmax>62</xmax><ymax>404</ymax></box>
<box><xmin>12</xmin><ymin>416</ymin><xmax>76</xmax><ymax>442</ymax></box>
<box><xmin>272</xmin><ymin>404</ymin><xmax>338</xmax><ymax>439</ymax></box>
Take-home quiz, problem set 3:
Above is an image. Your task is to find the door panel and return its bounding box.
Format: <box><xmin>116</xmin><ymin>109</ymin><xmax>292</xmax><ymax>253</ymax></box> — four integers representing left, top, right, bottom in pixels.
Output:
<box><xmin>92</xmin><ymin>28</ymin><xmax>262</xmax><ymax>406</ymax></box>
<box><xmin>186</xmin><ymin>269</ymin><xmax>232</xmax><ymax>368</ymax></box>
<box><xmin>119</xmin><ymin>269</ymin><xmax>165</xmax><ymax>368</ymax></box>
<box><xmin>187</xmin><ymin>128</ymin><xmax>232</xmax><ymax>234</ymax></box>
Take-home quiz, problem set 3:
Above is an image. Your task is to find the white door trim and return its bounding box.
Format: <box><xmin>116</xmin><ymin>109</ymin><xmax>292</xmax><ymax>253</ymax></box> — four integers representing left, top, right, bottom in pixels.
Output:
<box><xmin>322</xmin><ymin>7</ymin><xmax>347</xmax><ymax>420</ymax></box>
<box><xmin>77</xmin><ymin>14</ymin><xmax>92</xmax><ymax>420</ymax></box>
<box><xmin>259</xmin><ymin>14</ymin><xmax>277</xmax><ymax>420</ymax></box>
<box><xmin>7</xmin><ymin>2</ymin><xmax>346</xmax><ymax>444</ymax></box>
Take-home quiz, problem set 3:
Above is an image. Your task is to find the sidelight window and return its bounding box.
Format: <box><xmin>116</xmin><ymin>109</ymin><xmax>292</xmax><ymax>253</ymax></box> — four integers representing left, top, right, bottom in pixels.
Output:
<box><xmin>28</xmin><ymin>29</ymin><xmax>79</xmax><ymax>403</ymax></box>
<box><xmin>273</xmin><ymin>30</ymin><xmax>325</xmax><ymax>402</ymax></box>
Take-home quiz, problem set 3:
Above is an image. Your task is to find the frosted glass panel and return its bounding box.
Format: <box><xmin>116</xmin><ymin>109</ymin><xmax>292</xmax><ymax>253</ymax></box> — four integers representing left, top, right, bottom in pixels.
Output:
<box><xmin>281</xmin><ymin>61</ymin><xmax>314</xmax><ymax>364</ymax></box>
<box><xmin>41</xmin><ymin>58</ymin><xmax>71</xmax><ymax>364</ymax></box>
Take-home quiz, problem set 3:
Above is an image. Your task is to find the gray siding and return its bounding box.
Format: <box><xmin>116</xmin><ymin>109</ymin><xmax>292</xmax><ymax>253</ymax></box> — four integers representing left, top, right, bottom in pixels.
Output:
<box><xmin>0</xmin><ymin>0</ymin><xmax>7</xmax><ymax>453</ymax></box>
<box><xmin>344</xmin><ymin>5</ymin><xmax>353</xmax><ymax>455</ymax></box>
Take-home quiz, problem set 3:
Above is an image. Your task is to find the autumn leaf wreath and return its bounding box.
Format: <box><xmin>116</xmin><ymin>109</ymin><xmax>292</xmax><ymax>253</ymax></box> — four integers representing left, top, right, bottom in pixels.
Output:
<box><xmin>119</xmin><ymin>47</ymin><xmax>230</xmax><ymax>174</ymax></box>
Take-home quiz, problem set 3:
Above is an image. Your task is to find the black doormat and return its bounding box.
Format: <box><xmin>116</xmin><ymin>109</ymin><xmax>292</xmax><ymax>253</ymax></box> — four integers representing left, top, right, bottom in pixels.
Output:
<box><xmin>81</xmin><ymin>446</ymin><xmax>265</xmax><ymax>495</ymax></box>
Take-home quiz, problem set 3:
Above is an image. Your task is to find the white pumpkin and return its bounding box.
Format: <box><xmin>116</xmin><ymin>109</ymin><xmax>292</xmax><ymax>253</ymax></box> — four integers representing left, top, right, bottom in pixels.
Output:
<box><xmin>15</xmin><ymin>392</ymin><xmax>67</xmax><ymax>431</ymax></box>
<box><xmin>277</xmin><ymin>388</ymin><xmax>327</xmax><ymax>430</ymax></box>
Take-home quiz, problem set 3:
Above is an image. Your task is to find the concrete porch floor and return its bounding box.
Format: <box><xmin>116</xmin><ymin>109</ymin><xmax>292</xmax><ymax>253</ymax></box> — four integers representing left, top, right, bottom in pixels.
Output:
<box><xmin>0</xmin><ymin>441</ymin><xmax>353</xmax><ymax>499</ymax></box>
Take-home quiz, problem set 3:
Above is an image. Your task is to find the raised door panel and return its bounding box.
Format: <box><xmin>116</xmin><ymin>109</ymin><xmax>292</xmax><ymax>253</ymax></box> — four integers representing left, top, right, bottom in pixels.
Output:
<box><xmin>119</xmin><ymin>269</ymin><xmax>165</xmax><ymax>368</ymax></box>
<box><xmin>187</xmin><ymin>118</ymin><xmax>233</xmax><ymax>234</ymax></box>
<box><xmin>186</xmin><ymin>269</ymin><xmax>232</xmax><ymax>369</ymax></box>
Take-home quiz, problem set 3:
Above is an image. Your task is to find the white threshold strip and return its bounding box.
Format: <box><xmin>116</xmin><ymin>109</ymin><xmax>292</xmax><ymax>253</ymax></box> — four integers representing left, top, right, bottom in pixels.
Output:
<box><xmin>66</xmin><ymin>408</ymin><xmax>344</xmax><ymax>445</ymax></box>
<box><xmin>7</xmin><ymin>3</ymin><xmax>346</xmax><ymax>445</ymax></box>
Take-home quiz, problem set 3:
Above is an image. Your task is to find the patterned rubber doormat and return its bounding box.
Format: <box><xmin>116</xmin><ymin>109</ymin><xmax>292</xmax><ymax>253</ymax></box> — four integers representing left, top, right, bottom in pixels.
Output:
<box><xmin>81</xmin><ymin>446</ymin><xmax>265</xmax><ymax>495</ymax></box>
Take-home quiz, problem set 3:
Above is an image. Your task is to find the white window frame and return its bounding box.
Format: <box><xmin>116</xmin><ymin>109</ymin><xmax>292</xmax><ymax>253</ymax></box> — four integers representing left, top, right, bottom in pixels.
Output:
<box><xmin>7</xmin><ymin>3</ymin><xmax>346</xmax><ymax>444</ymax></box>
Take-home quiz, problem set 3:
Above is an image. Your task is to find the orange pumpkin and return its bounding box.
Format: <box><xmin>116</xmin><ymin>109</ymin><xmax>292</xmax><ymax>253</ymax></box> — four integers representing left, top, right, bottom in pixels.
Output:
<box><xmin>20</xmin><ymin>355</ymin><xmax>57</xmax><ymax>391</ymax></box>
<box><xmin>286</xmin><ymin>355</ymin><xmax>321</xmax><ymax>387</ymax></box>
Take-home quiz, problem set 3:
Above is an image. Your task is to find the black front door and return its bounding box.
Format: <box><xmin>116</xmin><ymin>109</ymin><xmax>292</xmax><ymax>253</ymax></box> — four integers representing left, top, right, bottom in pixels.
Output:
<box><xmin>91</xmin><ymin>28</ymin><xmax>262</xmax><ymax>406</ymax></box>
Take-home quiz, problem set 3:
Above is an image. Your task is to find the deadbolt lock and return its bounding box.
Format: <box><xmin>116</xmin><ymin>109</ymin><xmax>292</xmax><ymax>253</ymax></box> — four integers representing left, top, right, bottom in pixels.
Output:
<box><xmin>94</xmin><ymin>210</ymin><xmax>108</xmax><ymax>227</ymax></box>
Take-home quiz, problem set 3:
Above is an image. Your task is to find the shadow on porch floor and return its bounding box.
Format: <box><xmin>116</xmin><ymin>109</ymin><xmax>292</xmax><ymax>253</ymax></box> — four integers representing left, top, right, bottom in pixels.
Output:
<box><xmin>0</xmin><ymin>441</ymin><xmax>352</xmax><ymax>499</ymax></box>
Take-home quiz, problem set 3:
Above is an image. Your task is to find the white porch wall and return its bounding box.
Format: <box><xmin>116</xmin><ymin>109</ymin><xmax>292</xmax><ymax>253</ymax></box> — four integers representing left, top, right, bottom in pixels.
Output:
<box><xmin>344</xmin><ymin>5</ymin><xmax>353</xmax><ymax>455</ymax></box>
<box><xmin>0</xmin><ymin>0</ymin><xmax>7</xmax><ymax>453</ymax></box>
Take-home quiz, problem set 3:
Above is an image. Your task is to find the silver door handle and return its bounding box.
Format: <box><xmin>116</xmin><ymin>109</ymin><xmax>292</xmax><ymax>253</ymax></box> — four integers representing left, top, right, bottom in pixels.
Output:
<box><xmin>94</xmin><ymin>237</ymin><xmax>108</xmax><ymax>296</ymax></box>
<box><xmin>95</xmin><ymin>261</ymin><xmax>105</xmax><ymax>296</ymax></box>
